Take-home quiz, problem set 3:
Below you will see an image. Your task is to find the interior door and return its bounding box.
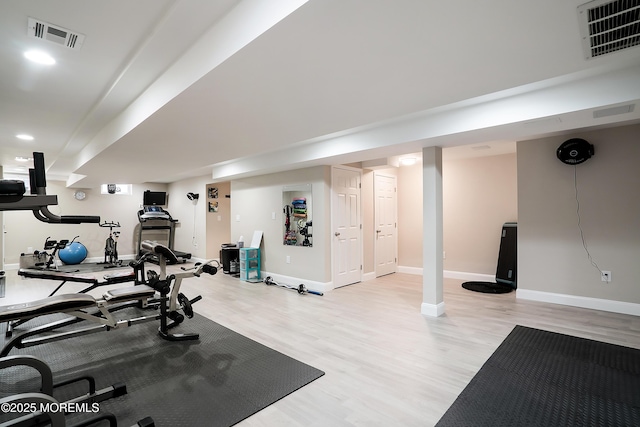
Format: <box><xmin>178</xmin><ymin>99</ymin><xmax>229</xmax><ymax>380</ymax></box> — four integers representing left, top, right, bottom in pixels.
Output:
<box><xmin>332</xmin><ymin>167</ymin><xmax>362</xmax><ymax>288</ymax></box>
<box><xmin>375</xmin><ymin>173</ymin><xmax>397</xmax><ymax>277</ymax></box>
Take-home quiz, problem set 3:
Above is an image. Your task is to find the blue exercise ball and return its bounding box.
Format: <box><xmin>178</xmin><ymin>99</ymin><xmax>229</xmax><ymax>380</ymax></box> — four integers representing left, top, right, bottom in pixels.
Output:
<box><xmin>59</xmin><ymin>242</ymin><xmax>88</xmax><ymax>265</ymax></box>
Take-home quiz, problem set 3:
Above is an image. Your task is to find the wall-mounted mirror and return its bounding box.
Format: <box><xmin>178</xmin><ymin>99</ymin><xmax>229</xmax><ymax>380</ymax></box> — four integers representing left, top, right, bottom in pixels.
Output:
<box><xmin>283</xmin><ymin>184</ymin><xmax>312</xmax><ymax>247</ymax></box>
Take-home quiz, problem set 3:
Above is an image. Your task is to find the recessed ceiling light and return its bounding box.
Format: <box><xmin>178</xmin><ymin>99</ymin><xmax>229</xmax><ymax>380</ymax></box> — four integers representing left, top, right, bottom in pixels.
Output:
<box><xmin>16</xmin><ymin>134</ymin><xmax>34</xmax><ymax>141</ymax></box>
<box><xmin>24</xmin><ymin>50</ymin><xmax>55</xmax><ymax>65</ymax></box>
<box><xmin>15</xmin><ymin>156</ymin><xmax>33</xmax><ymax>162</ymax></box>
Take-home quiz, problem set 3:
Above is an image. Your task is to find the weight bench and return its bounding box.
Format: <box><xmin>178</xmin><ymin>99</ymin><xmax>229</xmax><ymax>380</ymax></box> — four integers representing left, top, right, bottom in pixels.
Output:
<box><xmin>9</xmin><ymin>262</ymin><xmax>143</xmax><ymax>337</ymax></box>
<box><xmin>1</xmin><ymin>241</ymin><xmax>215</xmax><ymax>357</ymax></box>
<box><xmin>0</xmin><ymin>285</ymin><xmax>158</xmax><ymax>357</ymax></box>
<box><xmin>0</xmin><ymin>286</ymin><xmax>155</xmax><ymax>323</ymax></box>
<box><xmin>18</xmin><ymin>267</ymin><xmax>139</xmax><ymax>296</ymax></box>
<box><xmin>5</xmin><ymin>273</ymin><xmax>147</xmax><ymax>339</ymax></box>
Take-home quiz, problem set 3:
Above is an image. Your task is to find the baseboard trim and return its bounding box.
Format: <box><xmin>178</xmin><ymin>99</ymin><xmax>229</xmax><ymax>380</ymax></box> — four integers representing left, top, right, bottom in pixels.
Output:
<box><xmin>398</xmin><ymin>266</ymin><xmax>423</xmax><ymax>275</ymax></box>
<box><xmin>443</xmin><ymin>270</ymin><xmax>494</xmax><ymax>282</ymax></box>
<box><xmin>397</xmin><ymin>267</ymin><xmax>495</xmax><ymax>283</ymax></box>
<box><xmin>421</xmin><ymin>301</ymin><xmax>446</xmax><ymax>317</ymax></box>
<box><xmin>261</xmin><ymin>272</ymin><xmax>329</xmax><ymax>294</ymax></box>
<box><xmin>517</xmin><ymin>289</ymin><xmax>640</xmax><ymax>317</ymax></box>
<box><xmin>362</xmin><ymin>271</ymin><xmax>376</xmax><ymax>282</ymax></box>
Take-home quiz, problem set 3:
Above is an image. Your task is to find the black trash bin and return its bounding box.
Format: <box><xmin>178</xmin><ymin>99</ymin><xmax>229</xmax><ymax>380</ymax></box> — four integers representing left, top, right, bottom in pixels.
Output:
<box><xmin>220</xmin><ymin>244</ymin><xmax>240</xmax><ymax>275</ymax></box>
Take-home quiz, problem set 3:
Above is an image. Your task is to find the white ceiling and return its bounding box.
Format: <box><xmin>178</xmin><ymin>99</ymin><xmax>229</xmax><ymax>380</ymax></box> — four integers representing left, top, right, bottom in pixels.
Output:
<box><xmin>1</xmin><ymin>0</ymin><xmax>639</xmax><ymax>187</ymax></box>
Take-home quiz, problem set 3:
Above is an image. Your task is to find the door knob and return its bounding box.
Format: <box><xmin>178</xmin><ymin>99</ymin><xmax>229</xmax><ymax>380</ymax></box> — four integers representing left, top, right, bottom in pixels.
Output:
<box><xmin>334</xmin><ymin>232</ymin><xmax>341</xmax><ymax>237</ymax></box>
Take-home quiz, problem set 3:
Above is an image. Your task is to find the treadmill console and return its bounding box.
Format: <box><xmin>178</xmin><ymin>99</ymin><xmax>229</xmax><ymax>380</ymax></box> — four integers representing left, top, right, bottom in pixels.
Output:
<box><xmin>139</xmin><ymin>206</ymin><xmax>171</xmax><ymax>220</ymax></box>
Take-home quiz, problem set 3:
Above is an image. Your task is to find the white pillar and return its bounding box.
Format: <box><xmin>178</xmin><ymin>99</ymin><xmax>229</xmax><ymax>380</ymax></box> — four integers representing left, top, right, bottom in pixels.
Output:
<box><xmin>421</xmin><ymin>146</ymin><xmax>445</xmax><ymax>317</ymax></box>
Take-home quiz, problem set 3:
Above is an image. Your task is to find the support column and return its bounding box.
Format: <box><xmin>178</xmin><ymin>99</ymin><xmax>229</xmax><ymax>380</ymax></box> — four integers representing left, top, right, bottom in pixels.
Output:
<box><xmin>421</xmin><ymin>146</ymin><xmax>445</xmax><ymax>317</ymax></box>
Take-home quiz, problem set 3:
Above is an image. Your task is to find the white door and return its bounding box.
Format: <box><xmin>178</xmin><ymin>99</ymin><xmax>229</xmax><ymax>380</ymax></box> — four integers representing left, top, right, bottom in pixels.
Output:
<box><xmin>375</xmin><ymin>173</ymin><xmax>397</xmax><ymax>277</ymax></box>
<box><xmin>332</xmin><ymin>167</ymin><xmax>362</xmax><ymax>288</ymax></box>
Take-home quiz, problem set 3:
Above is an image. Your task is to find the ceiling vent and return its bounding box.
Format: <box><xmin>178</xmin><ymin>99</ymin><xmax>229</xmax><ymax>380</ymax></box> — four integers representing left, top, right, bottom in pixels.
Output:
<box><xmin>27</xmin><ymin>17</ymin><xmax>85</xmax><ymax>50</ymax></box>
<box><xmin>578</xmin><ymin>0</ymin><xmax>640</xmax><ymax>59</ymax></box>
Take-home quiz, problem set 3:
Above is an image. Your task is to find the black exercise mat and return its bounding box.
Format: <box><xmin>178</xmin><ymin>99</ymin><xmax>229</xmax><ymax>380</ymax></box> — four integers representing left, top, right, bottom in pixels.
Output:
<box><xmin>436</xmin><ymin>325</ymin><xmax>640</xmax><ymax>427</ymax></box>
<box><xmin>0</xmin><ymin>311</ymin><xmax>324</xmax><ymax>426</ymax></box>
<box><xmin>461</xmin><ymin>281</ymin><xmax>513</xmax><ymax>294</ymax></box>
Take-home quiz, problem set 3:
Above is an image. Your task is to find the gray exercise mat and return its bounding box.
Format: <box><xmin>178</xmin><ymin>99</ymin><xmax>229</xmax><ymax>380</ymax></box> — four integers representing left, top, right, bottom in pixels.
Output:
<box><xmin>1</xmin><ymin>310</ymin><xmax>324</xmax><ymax>426</ymax></box>
<box><xmin>436</xmin><ymin>325</ymin><xmax>640</xmax><ymax>427</ymax></box>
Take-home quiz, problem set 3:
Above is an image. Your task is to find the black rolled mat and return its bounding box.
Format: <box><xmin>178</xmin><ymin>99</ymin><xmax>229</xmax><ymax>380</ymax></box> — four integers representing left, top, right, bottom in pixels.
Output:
<box><xmin>461</xmin><ymin>281</ymin><xmax>513</xmax><ymax>294</ymax></box>
<box><xmin>436</xmin><ymin>325</ymin><xmax>640</xmax><ymax>427</ymax></box>
<box><xmin>0</xmin><ymin>311</ymin><xmax>324</xmax><ymax>427</ymax></box>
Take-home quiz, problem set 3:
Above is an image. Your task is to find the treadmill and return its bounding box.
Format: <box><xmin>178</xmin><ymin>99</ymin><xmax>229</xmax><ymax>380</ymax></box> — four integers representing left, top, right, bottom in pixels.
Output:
<box><xmin>137</xmin><ymin>206</ymin><xmax>191</xmax><ymax>264</ymax></box>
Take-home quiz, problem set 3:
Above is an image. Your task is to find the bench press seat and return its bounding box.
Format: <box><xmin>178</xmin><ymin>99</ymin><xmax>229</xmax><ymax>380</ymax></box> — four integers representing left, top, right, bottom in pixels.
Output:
<box><xmin>0</xmin><ymin>294</ymin><xmax>97</xmax><ymax>323</ymax></box>
<box><xmin>102</xmin><ymin>285</ymin><xmax>155</xmax><ymax>303</ymax></box>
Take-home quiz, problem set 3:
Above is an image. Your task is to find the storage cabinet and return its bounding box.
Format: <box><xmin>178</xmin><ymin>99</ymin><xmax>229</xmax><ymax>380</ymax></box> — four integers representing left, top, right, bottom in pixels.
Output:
<box><xmin>239</xmin><ymin>248</ymin><xmax>260</xmax><ymax>282</ymax></box>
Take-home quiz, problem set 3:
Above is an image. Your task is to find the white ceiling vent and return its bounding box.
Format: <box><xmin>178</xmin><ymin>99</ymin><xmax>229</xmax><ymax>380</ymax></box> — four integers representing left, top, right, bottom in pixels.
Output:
<box><xmin>27</xmin><ymin>17</ymin><xmax>85</xmax><ymax>50</ymax></box>
<box><xmin>578</xmin><ymin>0</ymin><xmax>640</xmax><ymax>59</ymax></box>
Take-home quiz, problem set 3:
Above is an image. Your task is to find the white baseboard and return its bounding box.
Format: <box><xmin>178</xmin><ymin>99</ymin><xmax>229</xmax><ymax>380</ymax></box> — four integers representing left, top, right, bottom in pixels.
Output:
<box><xmin>397</xmin><ymin>266</ymin><xmax>494</xmax><ymax>283</ymax></box>
<box><xmin>261</xmin><ymin>272</ymin><xmax>329</xmax><ymax>294</ymax></box>
<box><xmin>398</xmin><ymin>266</ymin><xmax>423</xmax><ymax>275</ymax></box>
<box><xmin>443</xmin><ymin>270</ymin><xmax>494</xmax><ymax>282</ymax></box>
<box><xmin>362</xmin><ymin>271</ymin><xmax>376</xmax><ymax>282</ymax></box>
<box><xmin>421</xmin><ymin>301</ymin><xmax>446</xmax><ymax>317</ymax></box>
<box><xmin>517</xmin><ymin>289</ymin><xmax>640</xmax><ymax>317</ymax></box>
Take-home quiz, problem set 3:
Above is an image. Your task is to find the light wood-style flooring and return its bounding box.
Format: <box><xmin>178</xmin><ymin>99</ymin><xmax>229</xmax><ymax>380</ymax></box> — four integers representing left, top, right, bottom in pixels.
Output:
<box><xmin>2</xmin><ymin>266</ymin><xmax>639</xmax><ymax>426</ymax></box>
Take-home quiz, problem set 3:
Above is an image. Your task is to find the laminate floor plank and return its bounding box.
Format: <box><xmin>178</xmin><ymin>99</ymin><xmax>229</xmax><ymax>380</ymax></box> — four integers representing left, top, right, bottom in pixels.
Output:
<box><xmin>2</xmin><ymin>267</ymin><xmax>639</xmax><ymax>426</ymax></box>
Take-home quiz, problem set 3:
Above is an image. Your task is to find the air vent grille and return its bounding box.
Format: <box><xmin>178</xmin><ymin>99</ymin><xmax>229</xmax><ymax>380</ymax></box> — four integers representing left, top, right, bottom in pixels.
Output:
<box><xmin>27</xmin><ymin>17</ymin><xmax>85</xmax><ymax>50</ymax></box>
<box><xmin>578</xmin><ymin>0</ymin><xmax>640</xmax><ymax>59</ymax></box>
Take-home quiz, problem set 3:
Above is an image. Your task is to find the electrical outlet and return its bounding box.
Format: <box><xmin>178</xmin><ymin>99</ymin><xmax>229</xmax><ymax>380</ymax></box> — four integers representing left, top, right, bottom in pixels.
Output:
<box><xmin>601</xmin><ymin>270</ymin><xmax>612</xmax><ymax>283</ymax></box>
<box><xmin>286</xmin><ymin>256</ymin><xmax>291</xmax><ymax>264</ymax></box>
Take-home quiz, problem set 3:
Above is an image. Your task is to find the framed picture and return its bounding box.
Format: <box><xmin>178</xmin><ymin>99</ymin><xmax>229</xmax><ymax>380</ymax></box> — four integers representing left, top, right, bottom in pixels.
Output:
<box><xmin>208</xmin><ymin>187</ymin><xmax>218</xmax><ymax>199</ymax></box>
<box><xmin>208</xmin><ymin>201</ymin><xmax>218</xmax><ymax>212</ymax></box>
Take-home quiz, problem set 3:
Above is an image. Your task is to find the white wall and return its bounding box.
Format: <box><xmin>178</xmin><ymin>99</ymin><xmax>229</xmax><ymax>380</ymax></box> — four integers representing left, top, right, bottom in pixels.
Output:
<box><xmin>517</xmin><ymin>123</ymin><xmax>640</xmax><ymax>310</ymax></box>
<box><xmin>167</xmin><ymin>175</ymin><xmax>212</xmax><ymax>260</ymax></box>
<box><xmin>3</xmin><ymin>181</ymin><xmax>168</xmax><ymax>266</ymax></box>
<box><xmin>230</xmin><ymin>166</ymin><xmax>331</xmax><ymax>284</ymax></box>
<box><xmin>205</xmin><ymin>182</ymin><xmax>232</xmax><ymax>259</ymax></box>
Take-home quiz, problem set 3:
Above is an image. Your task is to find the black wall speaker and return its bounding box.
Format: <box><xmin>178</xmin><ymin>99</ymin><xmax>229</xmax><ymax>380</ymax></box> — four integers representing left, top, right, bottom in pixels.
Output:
<box><xmin>557</xmin><ymin>138</ymin><xmax>594</xmax><ymax>165</ymax></box>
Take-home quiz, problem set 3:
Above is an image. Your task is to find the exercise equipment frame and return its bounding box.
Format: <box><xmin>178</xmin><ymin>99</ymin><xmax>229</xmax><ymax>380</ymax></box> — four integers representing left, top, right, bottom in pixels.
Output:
<box><xmin>0</xmin><ymin>241</ymin><xmax>218</xmax><ymax>357</ymax></box>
